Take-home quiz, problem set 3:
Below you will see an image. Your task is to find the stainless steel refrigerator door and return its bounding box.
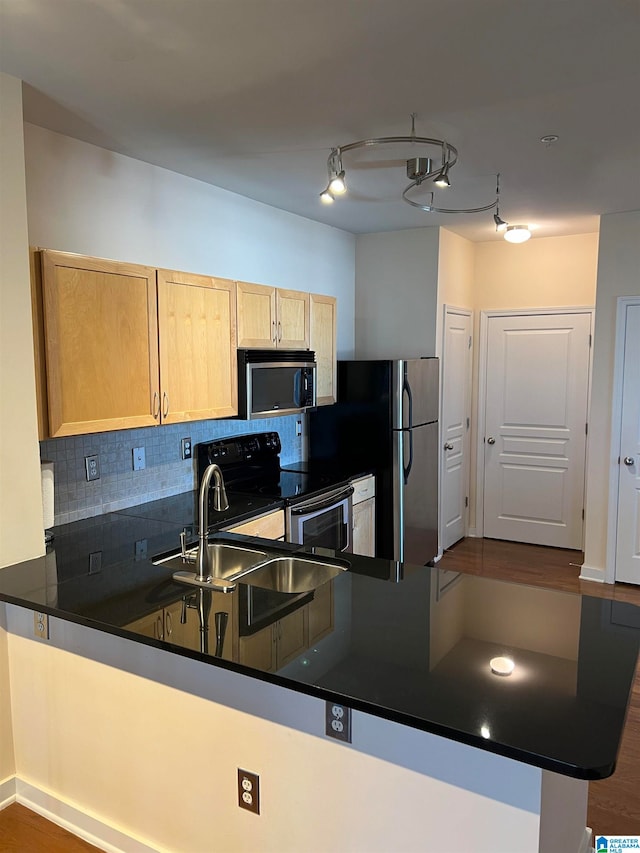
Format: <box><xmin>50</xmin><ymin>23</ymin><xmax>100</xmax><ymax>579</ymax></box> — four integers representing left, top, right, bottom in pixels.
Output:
<box><xmin>392</xmin><ymin>358</ymin><xmax>439</xmax><ymax>429</ymax></box>
<box><xmin>392</xmin><ymin>420</ymin><xmax>439</xmax><ymax>565</ymax></box>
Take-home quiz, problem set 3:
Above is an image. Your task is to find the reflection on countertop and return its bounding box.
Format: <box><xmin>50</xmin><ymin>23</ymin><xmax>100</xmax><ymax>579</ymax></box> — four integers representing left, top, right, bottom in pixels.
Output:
<box><xmin>1</xmin><ymin>492</ymin><xmax>640</xmax><ymax>781</ymax></box>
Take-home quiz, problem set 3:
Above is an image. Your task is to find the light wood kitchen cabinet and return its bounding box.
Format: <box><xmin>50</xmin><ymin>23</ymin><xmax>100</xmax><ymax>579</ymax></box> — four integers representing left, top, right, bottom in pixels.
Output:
<box><xmin>33</xmin><ymin>251</ymin><xmax>239</xmax><ymax>437</ymax></box>
<box><xmin>35</xmin><ymin>250</ymin><xmax>160</xmax><ymax>437</ymax></box>
<box><xmin>310</xmin><ymin>293</ymin><xmax>337</xmax><ymax>405</ymax></box>
<box><xmin>236</xmin><ymin>280</ymin><xmax>310</xmax><ymax>349</ymax></box>
<box><xmin>352</xmin><ymin>474</ymin><xmax>376</xmax><ymax>557</ymax></box>
<box><xmin>157</xmin><ymin>269</ymin><xmax>237</xmax><ymax>423</ymax></box>
<box><xmin>223</xmin><ymin>509</ymin><xmax>285</xmax><ymax>540</ymax></box>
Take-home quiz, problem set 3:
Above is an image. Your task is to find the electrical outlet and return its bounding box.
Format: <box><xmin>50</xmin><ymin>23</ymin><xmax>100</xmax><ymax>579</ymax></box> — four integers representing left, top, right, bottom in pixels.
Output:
<box><xmin>132</xmin><ymin>446</ymin><xmax>146</xmax><ymax>471</ymax></box>
<box><xmin>181</xmin><ymin>437</ymin><xmax>192</xmax><ymax>460</ymax></box>
<box><xmin>89</xmin><ymin>551</ymin><xmax>102</xmax><ymax>574</ymax></box>
<box><xmin>134</xmin><ymin>539</ymin><xmax>148</xmax><ymax>561</ymax></box>
<box><xmin>237</xmin><ymin>769</ymin><xmax>260</xmax><ymax>814</ymax></box>
<box><xmin>85</xmin><ymin>454</ymin><xmax>100</xmax><ymax>481</ymax></box>
<box><xmin>33</xmin><ymin>611</ymin><xmax>49</xmax><ymax>640</ymax></box>
<box><xmin>325</xmin><ymin>701</ymin><xmax>352</xmax><ymax>743</ymax></box>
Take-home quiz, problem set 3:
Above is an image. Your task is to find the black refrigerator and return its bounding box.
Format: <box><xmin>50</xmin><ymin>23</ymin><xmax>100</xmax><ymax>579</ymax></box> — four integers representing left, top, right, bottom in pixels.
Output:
<box><xmin>308</xmin><ymin>358</ymin><xmax>439</xmax><ymax>565</ymax></box>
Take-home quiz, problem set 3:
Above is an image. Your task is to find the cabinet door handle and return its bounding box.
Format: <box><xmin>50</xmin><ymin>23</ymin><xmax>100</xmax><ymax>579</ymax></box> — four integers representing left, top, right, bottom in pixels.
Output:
<box><xmin>166</xmin><ymin>611</ymin><xmax>172</xmax><ymax>636</ymax></box>
<box><xmin>153</xmin><ymin>391</ymin><xmax>160</xmax><ymax>419</ymax></box>
<box><xmin>278</xmin><ymin>320</ymin><xmax>282</xmax><ymax>342</ymax></box>
<box><xmin>156</xmin><ymin>615</ymin><xmax>164</xmax><ymax>640</ymax></box>
<box><xmin>272</xmin><ymin>320</ymin><xmax>277</xmax><ymax>344</ymax></box>
<box><xmin>162</xmin><ymin>391</ymin><xmax>169</xmax><ymax>418</ymax></box>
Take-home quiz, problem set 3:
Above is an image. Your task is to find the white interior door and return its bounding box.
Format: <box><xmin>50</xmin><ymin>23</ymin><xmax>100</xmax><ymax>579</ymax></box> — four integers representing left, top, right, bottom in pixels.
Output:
<box><xmin>483</xmin><ymin>312</ymin><xmax>592</xmax><ymax>548</ymax></box>
<box><xmin>615</xmin><ymin>304</ymin><xmax>640</xmax><ymax>584</ymax></box>
<box><xmin>441</xmin><ymin>307</ymin><xmax>473</xmax><ymax>550</ymax></box>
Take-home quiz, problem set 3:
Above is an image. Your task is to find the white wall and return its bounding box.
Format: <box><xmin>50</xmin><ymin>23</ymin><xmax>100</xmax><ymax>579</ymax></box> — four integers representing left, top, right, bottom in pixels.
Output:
<box><xmin>24</xmin><ymin>123</ymin><xmax>356</xmax><ymax>358</ymax></box>
<box><xmin>354</xmin><ymin>227</ymin><xmax>440</xmax><ymax>358</ymax></box>
<box><xmin>583</xmin><ymin>211</ymin><xmax>640</xmax><ymax>577</ymax></box>
<box><xmin>0</xmin><ymin>76</ymin><xmax>45</xmax><ymax>568</ymax></box>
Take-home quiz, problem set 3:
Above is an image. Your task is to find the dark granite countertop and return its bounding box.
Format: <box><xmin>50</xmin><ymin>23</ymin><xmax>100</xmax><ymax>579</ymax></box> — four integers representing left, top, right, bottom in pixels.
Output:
<box><xmin>1</xmin><ymin>492</ymin><xmax>639</xmax><ymax>781</ymax></box>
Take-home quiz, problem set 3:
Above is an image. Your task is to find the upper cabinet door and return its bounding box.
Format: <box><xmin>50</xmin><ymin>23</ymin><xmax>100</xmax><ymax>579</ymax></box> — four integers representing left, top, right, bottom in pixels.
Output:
<box><xmin>40</xmin><ymin>250</ymin><xmax>159</xmax><ymax>437</ymax></box>
<box><xmin>157</xmin><ymin>270</ymin><xmax>237</xmax><ymax>423</ymax></box>
<box><xmin>310</xmin><ymin>293</ymin><xmax>337</xmax><ymax>405</ymax></box>
<box><xmin>236</xmin><ymin>280</ymin><xmax>277</xmax><ymax>348</ymax></box>
<box><xmin>276</xmin><ymin>289</ymin><xmax>310</xmax><ymax>350</ymax></box>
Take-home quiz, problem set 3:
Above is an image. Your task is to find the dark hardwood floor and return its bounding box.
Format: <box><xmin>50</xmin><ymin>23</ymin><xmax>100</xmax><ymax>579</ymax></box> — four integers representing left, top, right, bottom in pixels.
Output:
<box><xmin>1</xmin><ymin>536</ymin><xmax>639</xmax><ymax>848</ymax></box>
<box><xmin>439</xmin><ymin>537</ymin><xmax>640</xmax><ymax>837</ymax></box>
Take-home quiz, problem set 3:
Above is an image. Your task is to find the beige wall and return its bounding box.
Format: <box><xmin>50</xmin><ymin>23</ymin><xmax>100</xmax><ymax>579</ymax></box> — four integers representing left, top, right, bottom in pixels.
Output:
<box><xmin>436</xmin><ymin>228</ymin><xmax>475</xmax><ymax>355</ymax></box>
<box><xmin>0</xmin><ymin>74</ymin><xmax>44</xmax><ymax>568</ymax></box>
<box><xmin>583</xmin><ymin>211</ymin><xmax>640</xmax><ymax>577</ymax></box>
<box><xmin>473</xmin><ymin>233</ymin><xmax>599</xmax><ymax>311</ymax></box>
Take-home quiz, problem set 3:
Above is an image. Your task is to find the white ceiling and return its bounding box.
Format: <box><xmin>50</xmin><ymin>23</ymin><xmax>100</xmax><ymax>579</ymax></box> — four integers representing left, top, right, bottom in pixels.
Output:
<box><xmin>1</xmin><ymin>0</ymin><xmax>639</xmax><ymax>241</ymax></box>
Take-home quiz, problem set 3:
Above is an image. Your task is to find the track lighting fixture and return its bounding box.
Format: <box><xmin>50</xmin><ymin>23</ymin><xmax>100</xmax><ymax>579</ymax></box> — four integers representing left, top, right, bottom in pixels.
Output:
<box><xmin>320</xmin><ymin>114</ymin><xmax>498</xmax><ymax>217</ymax></box>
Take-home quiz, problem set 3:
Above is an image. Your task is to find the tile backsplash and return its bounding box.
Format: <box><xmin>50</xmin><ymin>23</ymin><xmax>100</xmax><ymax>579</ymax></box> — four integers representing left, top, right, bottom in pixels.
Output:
<box><xmin>41</xmin><ymin>415</ymin><xmax>304</xmax><ymax>526</ymax></box>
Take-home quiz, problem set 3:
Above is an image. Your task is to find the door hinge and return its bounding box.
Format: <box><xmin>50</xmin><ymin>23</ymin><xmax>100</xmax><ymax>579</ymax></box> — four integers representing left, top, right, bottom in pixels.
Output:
<box><xmin>589</xmin><ymin>333</ymin><xmax>592</xmax><ymax>348</ymax></box>
<box><xmin>465</xmin><ymin>496</ymin><xmax>469</xmax><ymax>507</ymax></box>
<box><xmin>466</xmin><ymin>417</ymin><xmax>470</xmax><ymax>430</ymax></box>
<box><xmin>582</xmin><ymin>508</ymin><xmax>585</xmax><ymax>520</ymax></box>
<box><xmin>585</xmin><ymin>423</ymin><xmax>588</xmax><ymax>435</ymax></box>
<box><xmin>468</xmin><ymin>335</ymin><xmax>472</xmax><ymax>349</ymax></box>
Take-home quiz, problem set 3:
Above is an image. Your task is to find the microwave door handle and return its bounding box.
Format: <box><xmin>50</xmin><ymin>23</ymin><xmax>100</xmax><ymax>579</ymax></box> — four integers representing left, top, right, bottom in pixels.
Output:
<box><xmin>293</xmin><ymin>369</ymin><xmax>302</xmax><ymax>407</ymax></box>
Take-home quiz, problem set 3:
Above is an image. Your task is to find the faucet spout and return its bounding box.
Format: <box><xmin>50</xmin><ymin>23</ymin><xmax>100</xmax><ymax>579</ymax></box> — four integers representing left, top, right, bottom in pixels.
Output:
<box><xmin>196</xmin><ymin>463</ymin><xmax>229</xmax><ymax>581</ymax></box>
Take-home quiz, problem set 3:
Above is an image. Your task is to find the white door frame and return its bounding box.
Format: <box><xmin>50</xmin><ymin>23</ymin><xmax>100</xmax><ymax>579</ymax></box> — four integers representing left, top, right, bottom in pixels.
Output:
<box><xmin>605</xmin><ymin>296</ymin><xmax>640</xmax><ymax>584</ymax></box>
<box><xmin>475</xmin><ymin>306</ymin><xmax>595</xmax><ymax>541</ymax></box>
<box><xmin>439</xmin><ymin>304</ymin><xmax>473</xmax><ymax>557</ymax></box>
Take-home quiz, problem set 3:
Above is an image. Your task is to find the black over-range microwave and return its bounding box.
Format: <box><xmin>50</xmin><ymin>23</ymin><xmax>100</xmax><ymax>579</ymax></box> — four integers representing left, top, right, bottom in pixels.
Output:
<box><xmin>237</xmin><ymin>349</ymin><xmax>317</xmax><ymax>419</ymax></box>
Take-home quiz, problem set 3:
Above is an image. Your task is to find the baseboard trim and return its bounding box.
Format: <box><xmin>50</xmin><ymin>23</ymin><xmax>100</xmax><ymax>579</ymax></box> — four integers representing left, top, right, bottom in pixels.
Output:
<box><xmin>579</xmin><ymin>826</ymin><xmax>593</xmax><ymax>853</ymax></box>
<box><xmin>467</xmin><ymin>528</ymin><xmax>480</xmax><ymax>538</ymax></box>
<box><xmin>0</xmin><ymin>775</ymin><xmax>16</xmax><ymax>810</ymax></box>
<box><xmin>15</xmin><ymin>779</ymin><xmax>160</xmax><ymax>853</ymax></box>
<box><xmin>579</xmin><ymin>564</ymin><xmax>606</xmax><ymax>583</ymax></box>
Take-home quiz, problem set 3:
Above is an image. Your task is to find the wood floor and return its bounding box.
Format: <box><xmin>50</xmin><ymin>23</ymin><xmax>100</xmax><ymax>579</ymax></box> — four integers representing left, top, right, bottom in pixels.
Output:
<box><xmin>1</xmin><ymin>536</ymin><xmax>639</xmax><ymax>849</ymax></box>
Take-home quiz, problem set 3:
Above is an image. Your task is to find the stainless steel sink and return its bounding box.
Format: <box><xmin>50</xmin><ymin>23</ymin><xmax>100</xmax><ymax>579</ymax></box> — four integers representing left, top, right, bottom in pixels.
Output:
<box><xmin>154</xmin><ymin>542</ymin><xmax>268</xmax><ymax>580</ymax></box>
<box><xmin>241</xmin><ymin>556</ymin><xmax>347</xmax><ymax>593</ymax></box>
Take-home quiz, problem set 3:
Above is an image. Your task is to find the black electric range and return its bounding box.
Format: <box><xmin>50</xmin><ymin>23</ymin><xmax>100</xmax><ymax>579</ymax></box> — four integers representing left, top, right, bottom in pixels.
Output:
<box><xmin>196</xmin><ymin>432</ymin><xmax>351</xmax><ymax>505</ymax></box>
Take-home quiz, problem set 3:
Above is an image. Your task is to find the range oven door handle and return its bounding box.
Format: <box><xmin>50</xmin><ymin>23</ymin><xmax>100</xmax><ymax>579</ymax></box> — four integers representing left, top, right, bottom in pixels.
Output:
<box><xmin>289</xmin><ymin>485</ymin><xmax>354</xmax><ymax>515</ymax></box>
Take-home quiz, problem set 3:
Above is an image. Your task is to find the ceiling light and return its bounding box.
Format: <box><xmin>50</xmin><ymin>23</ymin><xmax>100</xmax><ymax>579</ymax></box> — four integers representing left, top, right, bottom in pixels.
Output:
<box><xmin>504</xmin><ymin>225</ymin><xmax>531</xmax><ymax>244</ymax></box>
<box><xmin>328</xmin><ymin>170</ymin><xmax>346</xmax><ymax>195</ymax></box>
<box><xmin>490</xmin><ymin>656</ymin><xmax>515</xmax><ymax>676</ymax></box>
<box><xmin>320</xmin><ymin>113</ymin><xmax>498</xmax><ymax>218</ymax></box>
<box><xmin>319</xmin><ymin>189</ymin><xmax>334</xmax><ymax>204</ymax></box>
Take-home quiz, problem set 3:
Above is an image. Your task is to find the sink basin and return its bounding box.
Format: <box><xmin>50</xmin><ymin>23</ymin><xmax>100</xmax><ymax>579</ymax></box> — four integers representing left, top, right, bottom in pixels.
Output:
<box><xmin>154</xmin><ymin>542</ymin><xmax>268</xmax><ymax>580</ymax></box>
<box><xmin>241</xmin><ymin>556</ymin><xmax>347</xmax><ymax>593</ymax></box>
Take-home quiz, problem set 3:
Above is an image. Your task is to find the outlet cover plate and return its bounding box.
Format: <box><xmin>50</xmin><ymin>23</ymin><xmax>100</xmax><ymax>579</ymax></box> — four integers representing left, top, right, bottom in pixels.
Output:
<box><xmin>181</xmin><ymin>437</ymin><xmax>192</xmax><ymax>460</ymax></box>
<box><xmin>33</xmin><ymin>612</ymin><xmax>49</xmax><ymax>640</ymax></box>
<box><xmin>237</xmin><ymin>769</ymin><xmax>260</xmax><ymax>814</ymax></box>
<box><xmin>325</xmin><ymin>701</ymin><xmax>352</xmax><ymax>743</ymax></box>
<box><xmin>132</xmin><ymin>446</ymin><xmax>146</xmax><ymax>471</ymax></box>
<box><xmin>85</xmin><ymin>455</ymin><xmax>100</xmax><ymax>481</ymax></box>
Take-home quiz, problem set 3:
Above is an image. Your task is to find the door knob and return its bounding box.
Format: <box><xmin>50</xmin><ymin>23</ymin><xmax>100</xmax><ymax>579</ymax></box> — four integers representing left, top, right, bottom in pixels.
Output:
<box><xmin>623</xmin><ymin>456</ymin><xmax>635</xmax><ymax>466</ymax></box>
<box><xmin>444</xmin><ymin>442</ymin><xmax>454</xmax><ymax>451</ymax></box>
<box><xmin>487</xmin><ymin>437</ymin><xmax>496</xmax><ymax>445</ymax></box>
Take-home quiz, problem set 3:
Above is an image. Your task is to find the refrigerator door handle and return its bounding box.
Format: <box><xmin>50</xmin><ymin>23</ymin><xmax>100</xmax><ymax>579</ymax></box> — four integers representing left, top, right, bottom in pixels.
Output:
<box><xmin>403</xmin><ymin>429</ymin><xmax>413</xmax><ymax>484</ymax></box>
<box><xmin>403</xmin><ymin>375</ymin><xmax>413</xmax><ymax>430</ymax></box>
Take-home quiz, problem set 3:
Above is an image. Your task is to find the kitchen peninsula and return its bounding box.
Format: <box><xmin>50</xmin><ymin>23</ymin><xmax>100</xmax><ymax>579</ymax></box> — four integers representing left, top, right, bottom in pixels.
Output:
<box><xmin>1</xmin><ymin>494</ymin><xmax>639</xmax><ymax>853</ymax></box>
